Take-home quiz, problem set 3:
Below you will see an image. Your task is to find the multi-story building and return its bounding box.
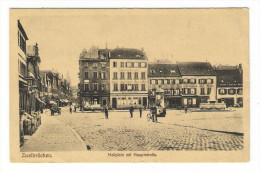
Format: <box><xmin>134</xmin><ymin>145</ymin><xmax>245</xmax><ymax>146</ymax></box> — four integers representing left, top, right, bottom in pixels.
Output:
<box><xmin>26</xmin><ymin>43</ymin><xmax>42</xmax><ymax>113</ymax></box>
<box><xmin>215</xmin><ymin>64</ymin><xmax>243</xmax><ymax>107</ymax></box>
<box><xmin>177</xmin><ymin>62</ymin><xmax>217</xmax><ymax>107</ymax></box>
<box><xmin>78</xmin><ymin>46</ymin><xmax>110</xmax><ymax>107</ymax></box>
<box><xmin>109</xmin><ymin>48</ymin><xmax>148</xmax><ymax>109</ymax></box>
<box><xmin>18</xmin><ymin>20</ymin><xmax>29</xmax><ymax>113</ymax></box>
<box><xmin>148</xmin><ymin>64</ymin><xmax>182</xmax><ymax>108</ymax></box>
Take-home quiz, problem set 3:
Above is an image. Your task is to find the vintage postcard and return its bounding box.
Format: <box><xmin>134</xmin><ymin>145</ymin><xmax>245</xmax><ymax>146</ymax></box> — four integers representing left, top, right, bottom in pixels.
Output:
<box><xmin>10</xmin><ymin>8</ymin><xmax>249</xmax><ymax>162</ymax></box>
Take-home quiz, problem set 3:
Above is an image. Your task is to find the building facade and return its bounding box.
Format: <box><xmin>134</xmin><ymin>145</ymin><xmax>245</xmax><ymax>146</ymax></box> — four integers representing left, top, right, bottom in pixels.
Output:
<box><xmin>177</xmin><ymin>62</ymin><xmax>217</xmax><ymax>107</ymax></box>
<box><xmin>78</xmin><ymin>46</ymin><xmax>110</xmax><ymax>108</ymax></box>
<box><xmin>215</xmin><ymin>65</ymin><xmax>243</xmax><ymax>107</ymax></box>
<box><xmin>26</xmin><ymin>43</ymin><xmax>42</xmax><ymax>113</ymax></box>
<box><xmin>109</xmin><ymin>48</ymin><xmax>148</xmax><ymax>109</ymax></box>
<box><xmin>18</xmin><ymin>20</ymin><xmax>29</xmax><ymax>113</ymax></box>
<box><xmin>148</xmin><ymin>64</ymin><xmax>182</xmax><ymax>108</ymax></box>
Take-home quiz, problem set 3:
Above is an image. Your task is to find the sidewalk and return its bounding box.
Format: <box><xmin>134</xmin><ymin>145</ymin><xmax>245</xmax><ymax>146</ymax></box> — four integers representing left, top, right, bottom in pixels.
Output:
<box><xmin>20</xmin><ymin>109</ymin><xmax>86</xmax><ymax>152</ymax></box>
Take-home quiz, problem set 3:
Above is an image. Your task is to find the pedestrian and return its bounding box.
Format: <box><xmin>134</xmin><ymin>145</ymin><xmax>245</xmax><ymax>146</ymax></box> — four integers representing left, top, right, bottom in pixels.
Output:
<box><xmin>129</xmin><ymin>105</ymin><xmax>134</xmax><ymax>118</ymax></box>
<box><xmin>139</xmin><ymin>106</ymin><xmax>142</xmax><ymax>118</ymax></box>
<box><xmin>104</xmin><ymin>105</ymin><xmax>109</xmax><ymax>119</ymax></box>
<box><xmin>74</xmin><ymin>104</ymin><xmax>77</xmax><ymax>112</ymax></box>
<box><xmin>152</xmin><ymin>105</ymin><xmax>157</xmax><ymax>122</ymax></box>
<box><xmin>185</xmin><ymin>106</ymin><xmax>188</xmax><ymax>113</ymax></box>
<box><xmin>69</xmin><ymin>104</ymin><xmax>72</xmax><ymax>114</ymax></box>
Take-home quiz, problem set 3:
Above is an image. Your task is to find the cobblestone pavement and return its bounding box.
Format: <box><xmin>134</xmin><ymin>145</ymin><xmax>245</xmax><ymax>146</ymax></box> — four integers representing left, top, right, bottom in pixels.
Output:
<box><xmin>20</xmin><ymin>110</ymin><xmax>86</xmax><ymax>152</ymax></box>
<box><xmin>55</xmin><ymin>108</ymin><xmax>244</xmax><ymax>151</ymax></box>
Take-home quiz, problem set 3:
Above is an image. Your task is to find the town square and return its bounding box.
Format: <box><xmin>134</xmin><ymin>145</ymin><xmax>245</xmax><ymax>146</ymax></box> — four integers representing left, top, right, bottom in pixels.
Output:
<box><xmin>15</xmin><ymin>9</ymin><xmax>246</xmax><ymax>152</ymax></box>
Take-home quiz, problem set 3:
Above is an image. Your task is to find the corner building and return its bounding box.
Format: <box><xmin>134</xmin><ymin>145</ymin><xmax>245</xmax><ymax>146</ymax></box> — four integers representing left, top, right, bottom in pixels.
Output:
<box><xmin>109</xmin><ymin>48</ymin><xmax>148</xmax><ymax>109</ymax></box>
<box><xmin>78</xmin><ymin>46</ymin><xmax>110</xmax><ymax>107</ymax></box>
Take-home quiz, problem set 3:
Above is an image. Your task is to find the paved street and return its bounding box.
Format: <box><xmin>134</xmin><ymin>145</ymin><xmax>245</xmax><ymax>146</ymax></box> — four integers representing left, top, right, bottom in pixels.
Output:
<box><xmin>20</xmin><ymin>109</ymin><xmax>86</xmax><ymax>152</ymax></box>
<box><xmin>50</xmin><ymin>107</ymin><xmax>243</xmax><ymax>151</ymax></box>
<box><xmin>21</xmin><ymin>107</ymin><xmax>243</xmax><ymax>152</ymax></box>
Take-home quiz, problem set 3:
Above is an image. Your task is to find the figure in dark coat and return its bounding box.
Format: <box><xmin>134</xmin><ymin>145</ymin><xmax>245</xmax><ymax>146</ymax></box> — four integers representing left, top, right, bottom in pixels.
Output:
<box><xmin>129</xmin><ymin>105</ymin><xmax>134</xmax><ymax>118</ymax></box>
<box><xmin>139</xmin><ymin>106</ymin><xmax>142</xmax><ymax>118</ymax></box>
<box><xmin>104</xmin><ymin>106</ymin><xmax>109</xmax><ymax>119</ymax></box>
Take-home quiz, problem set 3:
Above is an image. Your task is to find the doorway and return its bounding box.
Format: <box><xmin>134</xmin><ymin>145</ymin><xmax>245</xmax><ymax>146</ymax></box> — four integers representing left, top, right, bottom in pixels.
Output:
<box><xmin>112</xmin><ymin>98</ymin><xmax>117</xmax><ymax>109</ymax></box>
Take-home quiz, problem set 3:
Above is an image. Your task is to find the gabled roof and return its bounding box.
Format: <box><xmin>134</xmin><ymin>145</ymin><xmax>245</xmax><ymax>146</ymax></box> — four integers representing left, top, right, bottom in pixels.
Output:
<box><xmin>148</xmin><ymin>64</ymin><xmax>181</xmax><ymax>77</ymax></box>
<box><xmin>177</xmin><ymin>62</ymin><xmax>216</xmax><ymax>76</ymax></box>
<box><xmin>215</xmin><ymin>68</ymin><xmax>243</xmax><ymax>87</ymax></box>
<box><xmin>18</xmin><ymin>20</ymin><xmax>28</xmax><ymax>40</ymax></box>
<box><xmin>110</xmin><ymin>48</ymin><xmax>147</xmax><ymax>60</ymax></box>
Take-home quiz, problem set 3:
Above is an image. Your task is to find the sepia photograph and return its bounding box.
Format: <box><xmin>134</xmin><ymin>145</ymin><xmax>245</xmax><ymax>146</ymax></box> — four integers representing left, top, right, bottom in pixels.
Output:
<box><xmin>9</xmin><ymin>8</ymin><xmax>249</xmax><ymax>162</ymax></box>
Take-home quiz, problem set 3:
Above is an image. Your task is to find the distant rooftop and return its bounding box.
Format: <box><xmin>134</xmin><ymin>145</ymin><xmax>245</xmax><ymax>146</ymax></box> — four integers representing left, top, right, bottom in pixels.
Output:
<box><xmin>215</xmin><ymin>67</ymin><xmax>243</xmax><ymax>87</ymax></box>
<box><xmin>148</xmin><ymin>64</ymin><xmax>181</xmax><ymax>77</ymax></box>
<box><xmin>109</xmin><ymin>48</ymin><xmax>147</xmax><ymax>60</ymax></box>
<box><xmin>177</xmin><ymin>62</ymin><xmax>216</xmax><ymax>76</ymax></box>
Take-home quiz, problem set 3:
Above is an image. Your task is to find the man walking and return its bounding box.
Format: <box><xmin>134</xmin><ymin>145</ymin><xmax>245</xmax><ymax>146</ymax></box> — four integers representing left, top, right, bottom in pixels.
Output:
<box><xmin>139</xmin><ymin>106</ymin><xmax>142</xmax><ymax>118</ymax></box>
<box><xmin>129</xmin><ymin>105</ymin><xmax>134</xmax><ymax>118</ymax></box>
<box><xmin>104</xmin><ymin>105</ymin><xmax>109</xmax><ymax>119</ymax></box>
<box><xmin>69</xmin><ymin>104</ymin><xmax>72</xmax><ymax>114</ymax></box>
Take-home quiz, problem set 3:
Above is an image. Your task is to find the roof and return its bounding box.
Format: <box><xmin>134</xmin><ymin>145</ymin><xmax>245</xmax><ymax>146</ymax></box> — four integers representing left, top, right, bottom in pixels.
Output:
<box><xmin>110</xmin><ymin>48</ymin><xmax>147</xmax><ymax>60</ymax></box>
<box><xmin>18</xmin><ymin>20</ymin><xmax>28</xmax><ymax>40</ymax></box>
<box><xmin>148</xmin><ymin>64</ymin><xmax>181</xmax><ymax>77</ymax></box>
<box><xmin>215</xmin><ymin>68</ymin><xmax>243</xmax><ymax>87</ymax></box>
<box><xmin>177</xmin><ymin>62</ymin><xmax>216</xmax><ymax>76</ymax></box>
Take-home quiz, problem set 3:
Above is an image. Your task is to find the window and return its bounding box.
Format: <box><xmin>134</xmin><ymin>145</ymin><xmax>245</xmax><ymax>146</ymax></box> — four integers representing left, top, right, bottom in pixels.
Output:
<box><xmin>207</xmin><ymin>79</ymin><xmax>213</xmax><ymax>84</ymax></box>
<box><xmin>93</xmin><ymin>63</ymin><xmax>98</xmax><ymax>68</ymax></box>
<box><xmin>141</xmin><ymin>72</ymin><xmax>146</xmax><ymax>80</ymax></box>
<box><xmin>219</xmin><ymin>89</ymin><xmax>227</xmax><ymax>95</ymax></box>
<box><xmin>131</xmin><ymin>62</ymin><xmax>134</xmax><ymax>67</ymax></box>
<box><xmin>190</xmin><ymin>79</ymin><xmax>196</xmax><ymax>84</ymax></box>
<box><xmin>207</xmin><ymin>88</ymin><xmax>211</xmax><ymax>95</ymax></box>
<box><xmin>199</xmin><ymin>79</ymin><xmax>206</xmax><ymax>84</ymax></box>
<box><xmin>113</xmin><ymin>62</ymin><xmax>117</xmax><ymax>67</ymax></box>
<box><xmin>93</xmin><ymin>84</ymin><xmax>98</xmax><ymax>91</ymax></box>
<box><xmin>121</xmin><ymin>62</ymin><xmax>124</xmax><ymax>67</ymax></box>
<box><xmin>134</xmin><ymin>84</ymin><xmax>139</xmax><ymax>91</ymax></box>
<box><xmin>191</xmin><ymin>88</ymin><xmax>196</xmax><ymax>95</ymax></box>
<box><xmin>228</xmin><ymin>89</ymin><xmax>235</xmax><ymax>95</ymax></box>
<box><xmin>101</xmin><ymin>84</ymin><xmax>106</xmax><ymax>91</ymax></box>
<box><xmin>101</xmin><ymin>62</ymin><xmax>106</xmax><ymax>68</ymax></box>
<box><xmin>161</xmin><ymin>79</ymin><xmax>164</xmax><ymax>84</ymax></box>
<box><xmin>113</xmin><ymin>72</ymin><xmax>118</xmax><ymax>80</ymax></box>
<box><xmin>84</xmin><ymin>72</ymin><xmax>88</xmax><ymax>79</ymax></box>
<box><xmin>174</xmin><ymin>89</ymin><xmax>180</xmax><ymax>95</ymax></box>
<box><xmin>237</xmin><ymin>88</ymin><xmax>243</xmax><ymax>95</ymax></box>
<box><xmin>155</xmin><ymin>80</ymin><xmax>158</xmax><ymax>85</ymax></box>
<box><xmin>134</xmin><ymin>72</ymin><xmax>139</xmax><ymax>80</ymax></box>
<box><xmin>164</xmin><ymin>90</ymin><xmax>171</xmax><ymax>95</ymax></box>
<box><xmin>85</xmin><ymin>62</ymin><xmax>88</xmax><ymax>67</ymax></box>
<box><xmin>99</xmin><ymin>72</ymin><xmax>102</xmax><ymax>79</ymax></box>
<box><xmin>183</xmin><ymin>79</ymin><xmax>188</xmax><ymax>84</ymax></box>
<box><xmin>200</xmin><ymin>88</ymin><xmax>205</xmax><ymax>95</ymax></box>
<box><xmin>120</xmin><ymin>84</ymin><xmax>125</xmax><ymax>91</ymax></box>
<box><xmin>138</xmin><ymin>62</ymin><xmax>141</xmax><ymax>68</ymax></box>
<box><xmin>120</xmin><ymin>72</ymin><xmax>125</xmax><ymax>80</ymax></box>
<box><xmin>125</xmin><ymin>62</ymin><xmax>128</xmax><ymax>67</ymax></box>
<box><xmin>113</xmin><ymin>84</ymin><xmax>118</xmax><ymax>91</ymax></box>
<box><xmin>127</xmin><ymin>72</ymin><xmax>132</xmax><ymax>80</ymax></box>
<box><xmin>93</xmin><ymin>72</ymin><xmax>98</xmax><ymax>79</ymax></box>
<box><xmin>102</xmin><ymin>72</ymin><xmax>106</xmax><ymax>79</ymax></box>
<box><xmin>141</xmin><ymin>62</ymin><xmax>147</xmax><ymax>67</ymax></box>
<box><xmin>141</xmin><ymin>84</ymin><xmax>146</xmax><ymax>91</ymax></box>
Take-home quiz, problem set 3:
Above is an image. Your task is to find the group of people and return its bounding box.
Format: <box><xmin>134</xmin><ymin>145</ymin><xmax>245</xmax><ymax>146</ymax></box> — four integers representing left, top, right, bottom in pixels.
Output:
<box><xmin>69</xmin><ymin>104</ymin><xmax>77</xmax><ymax>114</ymax></box>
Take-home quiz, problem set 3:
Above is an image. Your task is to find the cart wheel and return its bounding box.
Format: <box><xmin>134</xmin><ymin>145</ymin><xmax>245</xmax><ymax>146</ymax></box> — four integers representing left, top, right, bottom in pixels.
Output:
<box><xmin>147</xmin><ymin>113</ymin><xmax>152</xmax><ymax>122</ymax></box>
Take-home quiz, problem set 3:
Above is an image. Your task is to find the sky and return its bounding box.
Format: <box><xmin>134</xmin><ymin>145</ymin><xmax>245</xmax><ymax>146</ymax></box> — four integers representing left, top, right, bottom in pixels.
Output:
<box><xmin>18</xmin><ymin>9</ymin><xmax>249</xmax><ymax>86</ymax></box>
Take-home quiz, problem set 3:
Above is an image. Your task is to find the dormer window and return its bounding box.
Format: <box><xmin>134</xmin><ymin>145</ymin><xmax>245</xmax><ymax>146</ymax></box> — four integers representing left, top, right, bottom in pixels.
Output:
<box><xmin>136</xmin><ymin>55</ymin><xmax>140</xmax><ymax>58</ymax></box>
<box><xmin>170</xmin><ymin>70</ymin><xmax>176</xmax><ymax>73</ymax></box>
